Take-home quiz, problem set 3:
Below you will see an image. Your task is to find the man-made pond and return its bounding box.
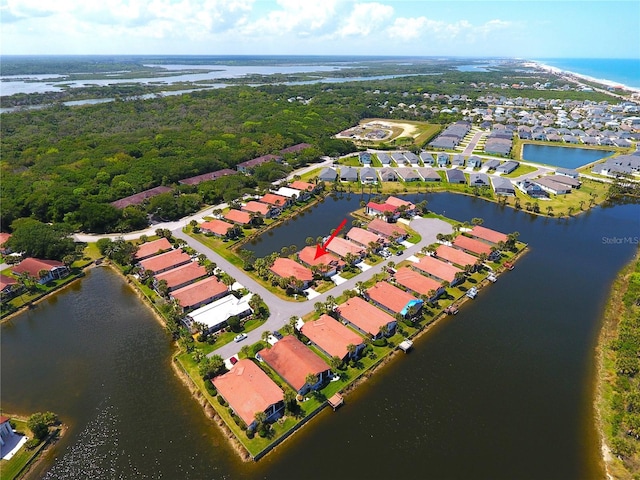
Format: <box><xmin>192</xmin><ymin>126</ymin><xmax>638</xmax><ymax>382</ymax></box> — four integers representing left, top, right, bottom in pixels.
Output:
<box><xmin>522</xmin><ymin>144</ymin><xmax>614</xmax><ymax>169</ymax></box>
<box><xmin>2</xmin><ymin>193</ymin><xmax>638</xmax><ymax>479</ymax></box>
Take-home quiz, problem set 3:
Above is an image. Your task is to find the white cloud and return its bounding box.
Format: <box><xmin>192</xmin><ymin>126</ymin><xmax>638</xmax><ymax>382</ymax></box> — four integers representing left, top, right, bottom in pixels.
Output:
<box><xmin>239</xmin><ymin>0</ymin><xmax>341</xmax><ymax>37</ymax></box>
<box><xmin>334</xmin><ymin>2</ymin><xmax>394</xmax><ymax>38</ymax></box>
<box><xmin>386</xmin><ymin>15</ymin><xmax>512</xmax><ymax>43</ymax></box>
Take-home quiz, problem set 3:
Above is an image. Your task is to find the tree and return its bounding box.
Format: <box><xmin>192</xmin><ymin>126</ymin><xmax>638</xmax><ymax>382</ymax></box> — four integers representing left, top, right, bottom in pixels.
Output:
<box><xmin>262</xmin><ymin>330</ymin><xmax>271</xmax><ymax>342</ymax></box>
<box><xmin>471</xmin><ymin>217</ymin><xmax>484</xmax><ymax>226</ymax></box>
<box><xmin>27</xmin><ymin>413</ymin><xmax>51</xmax><ymax>441</ymax></box>
<box><xmin>8</xmin><ymin>218</ymin><xmax>76</xmax><ymax>260</ymax></box>
<box><xmin>346</xmin><ymin>343</ymin><xmax>356</xmax><ymax>358</ymax></box>
<box><xmin>227</xmin><ymin>315</ymin><xmax>242</xmax><ymax>333</ymax></box>
<box><xmin>199</xmin><ymin>354</ymin><xmax>226</xmax><ymax>379</ymax></box>
<box><xmin>305</xmin><ymin>373</ymin><xmax>318</xmax><ymax>388</ymax></box>
<box><xmin>330</xmin><ymin>355</ymin><xmax>342</xmax><ymax>371</ymax></box>
<box><xmin>283</xmin><ymin>389</ymin><xmax>298</xmax><ymax>415</ymax></box>
<box><xmin>305</xmin><ymin>236</ymin><xmax>315</xmax><ymax>246</ymax></box>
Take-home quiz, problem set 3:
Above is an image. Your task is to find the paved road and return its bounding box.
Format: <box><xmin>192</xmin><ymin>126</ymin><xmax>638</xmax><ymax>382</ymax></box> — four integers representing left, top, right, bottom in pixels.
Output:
<box><xmin>174</xmin><ymin>217</ymin><xmax>453</xmax><ymax>359</ymax></box>
<box><xmin>462</xmin><ymin>131</ymin><xmax>485</xmax><ymax>156</ymax></box>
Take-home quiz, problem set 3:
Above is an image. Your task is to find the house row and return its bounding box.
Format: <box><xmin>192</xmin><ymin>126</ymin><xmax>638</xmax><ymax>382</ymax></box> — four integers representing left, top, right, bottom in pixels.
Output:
<box><xmin>591</xmin><ymin>153</ymin><xmax>640</xmax><ymax>178</ymax></box>
<box><xmin>236</xmin><ymin>143</ymin><xmax>313</xmax><ymax>173</ymax></box>
<box><xmin>516</xmin><ymin>173</ymin><xmax>581</xmax><ymax>197</ymax></box>
<box><xmin>429</xmin><ymin>121</ymin><xmax>472</xmax><ymax>150</ymax></box>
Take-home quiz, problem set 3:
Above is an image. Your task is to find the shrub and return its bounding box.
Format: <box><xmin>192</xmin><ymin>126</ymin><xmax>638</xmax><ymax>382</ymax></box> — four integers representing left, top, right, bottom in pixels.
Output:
<box><xmin>205</xmin><ymin>382</ymin><xmax>217</xmax><ymax>396</ymax></box>
<box><xmin>251</xmin><ymin>342</ymin><xmax>265</xmax><ymax>356</ymax></box>
<box><xmin>372</xmin><ymin>338</ymin><xmax>387</xmax><ymax>347</ymax></box>
<box><xmin>217</xmin><ymin>395</ymin><xmax>227</xmax><ymax>407</ymax></box>
<box><xmin>25</xmin><ymin>438</ymin><xmax>41</xmax><ymax>450</ymax></box>
<box><xmin>246</xmin><ymin>429</ymin><xmax>255</xmax><ymax>439</ymax></box>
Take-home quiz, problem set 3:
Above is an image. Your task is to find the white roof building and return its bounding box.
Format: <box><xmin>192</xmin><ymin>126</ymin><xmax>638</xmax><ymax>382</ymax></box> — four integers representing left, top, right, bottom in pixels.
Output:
<box><xmin>274</xmin><ymin>186</ymin><xmax>304</xmax><ymax>198</ymax></box>
<box><xmin>185</xmin><ymin>294</ymin><xmax>253</xmax><ymax>332</ymax></box>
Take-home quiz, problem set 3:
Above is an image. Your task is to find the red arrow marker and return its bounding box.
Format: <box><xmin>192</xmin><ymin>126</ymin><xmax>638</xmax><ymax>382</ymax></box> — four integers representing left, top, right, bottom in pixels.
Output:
<box><xmin>314</xmin><ymin>218</ymin><xmax>348</xmax><ymax>259</ymax></box>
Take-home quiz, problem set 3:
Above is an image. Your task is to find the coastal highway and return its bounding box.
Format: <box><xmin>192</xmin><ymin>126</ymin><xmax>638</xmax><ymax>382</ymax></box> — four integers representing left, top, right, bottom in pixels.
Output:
<box><xmin>172</xmin><ymin>216</ymin><xmax>453</xmax><ymax>360</ymax></box>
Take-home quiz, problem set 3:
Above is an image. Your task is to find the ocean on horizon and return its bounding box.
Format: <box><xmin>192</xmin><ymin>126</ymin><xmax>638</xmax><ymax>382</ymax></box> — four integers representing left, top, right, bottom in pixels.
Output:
<box><xmin>533</xmin><ymin>58</ymin><xmax>640</xmax><ymax>89</ymax></box>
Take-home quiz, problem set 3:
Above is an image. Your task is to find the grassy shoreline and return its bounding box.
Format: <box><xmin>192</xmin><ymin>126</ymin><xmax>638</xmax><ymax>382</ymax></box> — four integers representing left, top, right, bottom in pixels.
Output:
<box><xmin>596</xmin><ymin>248</ymin><xmax>640</xmax><ymax>479</ymax></box>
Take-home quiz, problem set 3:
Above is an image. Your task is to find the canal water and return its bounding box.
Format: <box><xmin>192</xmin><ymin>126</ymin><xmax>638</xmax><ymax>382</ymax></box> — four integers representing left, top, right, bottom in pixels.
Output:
<box><xmin>2</xmin><ymin>194</ymin><xmax>638</xmax><ymax>479</ymax></box>
<box><xmin>522</xmin><ymin>144</ymin><xmax>614</xmax><ymax>169</ymax></box>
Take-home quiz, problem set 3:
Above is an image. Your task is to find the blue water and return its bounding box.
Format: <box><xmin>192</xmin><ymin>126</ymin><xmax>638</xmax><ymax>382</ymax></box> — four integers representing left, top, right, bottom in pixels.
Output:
<box><xmin>523</xmin><ymin>144</ymin><xmax>614</xmax><ymax>169</ymax></box>
<box><xmin>534</xmin><ymin>58</ymin><xmax>640</xmax><ymax>88</ymax></box>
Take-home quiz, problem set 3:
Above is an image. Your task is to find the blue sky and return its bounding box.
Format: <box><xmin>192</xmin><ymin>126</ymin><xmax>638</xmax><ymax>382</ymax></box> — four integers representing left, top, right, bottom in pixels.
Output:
<box><xmin>1</xmin><ymin>0</ymin><xmax>639</xmax><ymax>58</ymax></box>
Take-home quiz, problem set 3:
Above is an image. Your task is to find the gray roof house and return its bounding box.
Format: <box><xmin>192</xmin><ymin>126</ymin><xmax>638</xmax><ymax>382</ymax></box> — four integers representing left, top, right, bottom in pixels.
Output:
<box><xmin>391</xmin><ymin>152</ymin><xmax>407</xmax><ymax>165</ymax></box>
<box><xmin>396</xmin><ymin>168</ymin><xmax>421</xmax><ymax>182</ymax></box>
<box><xmin>430</xmin><ymin>137</ymin><xmax>458</xmax><ymax>149</ymax></box>
<box><xmin>437</xmin><ymin>153</ymin><xmax>450</xmax><ymax>166</ymax></box>
<box><xmin>468</xmin><ymin>156</ymin><xmax>483</xmax><ymax>168</ymax></box>
<box><xmin>378</xmin><ymin>168</ymin><xmax>398</xmax><ymax>182</ymax></box>
<box><xmin>515</xmin><ymin>179</ymin><xmax>548</xmax><ymax>198</ymax></box>
<box><xmin>546</xmin><ymin>175</ymin><xmax>581</xmax><ymax>188</ymax></box>
<box><xmin>556</xmin><ymin>168</ymin><xmax>579</xmax><ymax>178</ymax></box>
<box><xmin>452</xmin><ymin>155</ymin><xmax>465</xmax><ymax>167</ymax></box>
<box><xmin>533</xmin><ymin>177</ymin><xmax>572</xmax><ymax>195</ymax></box>
<box><xmin>491</xmin><ymin>177</ymin><xmax>516</xmax><ymax>196</ymax></box>
<box><xmin>483</xmin><ymin>159</ymin><xmax>501</xmax><ymax>170</ymax></box>
<box><xmin>404</xmin><ymin>152</ymin><xmax>420</xmax><ymax>164</ymax></box>
<box><xmin>420</xmin><ymin>152</ymin><xmax>435</xmax><ymax>165</ymax></box>
<box><xmin>359</xmin><ymin>152</ymin><xmax>372</xmax><ymax>165</ymax></box>
<box><xmin>469</xmin><ymin>173</ymin><xmax>490</xmax><ymax>187</ymax></box>
<box><xmin>446</xmin><ymin>169</ymin><xmax>466</xmax><ymax>184</ymax></box>
<box><xmin>377</xmin><ymin>152</ymin><xmax>392</xmax><ymax>165</ymax></box>
<box><xmin>318</xmin><ymin>167</ymin><xmax>337</xmax><ymax>182</ymax></box>
<box><xmin>416</xmin><ymin>168</ymin><xmax>441</xmax><ymax>182</ymax></box>
<box><xmin>360</xmin><ymin>167</ymin><xmax>377</xmax><ymax>184</ymax></box>
<box><xmin>339</xmin><ymin>167</ymin><xmax>359</xmax><ymax>182</ymax></box>
<box><xmin>496</xmin><ymin>161</ymin><xmax>519</xmax><ymax>174</ymax></box>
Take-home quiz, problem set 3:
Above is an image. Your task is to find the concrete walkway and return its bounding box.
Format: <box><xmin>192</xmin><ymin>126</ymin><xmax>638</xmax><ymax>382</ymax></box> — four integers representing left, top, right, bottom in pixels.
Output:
<box><xmin>174</xmin><ymin>216</ymin><xmax>453</xmax><ymax>359</ymax></box>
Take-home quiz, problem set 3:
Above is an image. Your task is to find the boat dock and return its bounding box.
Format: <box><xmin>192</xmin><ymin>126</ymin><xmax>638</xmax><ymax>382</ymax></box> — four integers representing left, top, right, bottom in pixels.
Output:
<box><xmin>328</xmin><ymin>393</ymin><xmax>344</xmax><ymax>410</ymax></box>
<box><xmin>398</xmin><ymin>339</ymin><xmax>414</xmax><ymax>353</ymax></box>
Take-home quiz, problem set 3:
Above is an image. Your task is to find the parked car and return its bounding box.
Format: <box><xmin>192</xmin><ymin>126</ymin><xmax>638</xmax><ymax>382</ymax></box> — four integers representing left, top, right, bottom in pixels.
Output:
<box><xmin>229</xmin><ymin>356</ymin><xmax>238</xmax><ymax>365</ymax></box>
<box><xmin>395</xmin><ymin>249</ymin><xmax>404</xmax><ymax>256</ymax></box>
<box><xmin>234</xmin><ymin>333</ymin><xmax>248</xmax><ymax>343</ymax></box>
<box><xmin>272</xmin><ymin>331</ymin><xmax>283</xmax><ymax>340</ymax></box>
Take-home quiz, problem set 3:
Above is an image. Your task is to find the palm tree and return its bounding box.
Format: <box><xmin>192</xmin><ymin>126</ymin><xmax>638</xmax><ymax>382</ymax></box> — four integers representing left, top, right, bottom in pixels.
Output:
<box><xmin>330</xmin><ymin>356</ymin><xmax>342</xmax><ymax>371</ymax></box>
<box><xmin>325</xmin><ymin>295</ymin><xmax>337</xmax><ymax>312</ymax></box>
<box><xmin>378</xmin><ymin>324</ymin><xmax>389</xmax><ymax>338</ymax></box>
<box><xmin>355</xmin><ymin>281</ymin><xmax>366</xmax><ymax>295</ymax></box>
<box><xmin>240</xmin><ymin>345</ymin><xmax>251</xmax><ymax>358</ymax></box>
<box><xmin>346</xmin><ymin>343</ymin><xmax>356</xmax><ymax>358</ymax></box>
<box><xmin>314</xmin><ymin>302</ymin><xmax>325</xmax><ymax>314</ymax></box>
<box><xmin>305</xmin><ymin>373</ymin><xmax>318</xmax><ymax>388</ymax></box>
<box><xmin>262</xmin><ymin>330</ymin><xmax>271</xmax><ymax>342</ymax></box>
<box><xmin>387</xmin><ymin>261</ymin><xmax>396</xmax><ymax>270</ymax></box>
<box><xmin>567</xmin><ymin>206</ymin><xmax>576</xmax><ymax>216</ymax></box>
<box><xmin>305</xmin><ymin>236</ymin><xmax>315</xmax><ymax>246</ymax></box>
<box><xmin>546</xmin><ymin>205</ymin><xmax>554</xmax><ymax>216</ymax></box>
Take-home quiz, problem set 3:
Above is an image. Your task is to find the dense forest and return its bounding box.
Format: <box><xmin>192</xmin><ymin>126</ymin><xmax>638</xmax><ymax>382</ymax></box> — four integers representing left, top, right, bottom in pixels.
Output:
<box><xmin>0</xmin><ymin>65</ymin><xmax>615</xmax><ymax>235</ymax></box>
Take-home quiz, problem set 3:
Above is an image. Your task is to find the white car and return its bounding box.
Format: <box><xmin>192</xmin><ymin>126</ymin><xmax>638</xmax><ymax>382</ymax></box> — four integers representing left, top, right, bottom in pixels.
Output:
<box><xmin>233</xmin><ymin>333</ymin><xmax>248</xmax><ymax>343</ymax></box>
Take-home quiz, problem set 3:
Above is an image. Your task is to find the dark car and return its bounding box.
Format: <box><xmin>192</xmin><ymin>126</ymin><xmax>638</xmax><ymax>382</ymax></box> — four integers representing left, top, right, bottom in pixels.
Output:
<box><xmin>272</xmin><ymin>331</ymin><xmax>283</xmax><ymax>340</ymax></box>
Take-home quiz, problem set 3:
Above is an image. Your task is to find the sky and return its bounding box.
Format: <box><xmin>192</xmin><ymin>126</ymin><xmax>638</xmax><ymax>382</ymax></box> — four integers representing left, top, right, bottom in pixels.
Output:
<box><xmin>1</xmin><ymin>0</ymin><xmax>639</xmax><ymax>58</ymax></box>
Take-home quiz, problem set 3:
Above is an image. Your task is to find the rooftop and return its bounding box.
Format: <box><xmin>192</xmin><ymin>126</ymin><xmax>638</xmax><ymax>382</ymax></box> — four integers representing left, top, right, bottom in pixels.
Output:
<box><xmin>325</xmin><ymin>237</ymin><xmax>364</xmax><ymax>258</ymax></box>
<box><xmin>270</xmin><ymin>258</ymin><xmax>313</xmax><ymax>282</ymax></box>
<box><xmin>224</xmin><ymin>209</ymin><xmax>252</xmax><ymax>225</ymax></box>
<box><xmin>366</xmin><ymin>281</ymin><xmax>418</xmax><ymax>314</ymax></box>
<box><xmin>179</xmin><ymin>168</ymin><xmax>236</xmax><ymax>186</ymax></box>
<box><xmin>134</xmin><ymin>237</ymin><xmax>173</xmax><ymax>260</ymax></box>
<box><xmin>171</xmin><ymin>275</ymin><xmax>228</xmax><ymax>309</ymax></box>
<box><xmin>453</xmin><ymin>236</ymin><xmax>493</xmax><ymax>256</ymax></box>
<box><xmin>394</xmin><ymin>267</ymin><xmax>443</xmax><ymax>295</ymax></box>
<box><xmin>12</xmin><ymin>257</ymin><xmax>65</xmax><ymax>278</ymax></box>
<box><xmin>436</xmin><ymin>244</ymin><xmax>478</xmax><ymax>267</ymax></box>
<box><xmin>138</xmin><ymin>249</ymin><xmax>191</xmax><ymax>274</ymax></box>
<box><xmin>212</xmin><ymin>359</ymin><xmax>284</xmax><ymax>428</ymax></box>
<box><xmin>200</xmin><ymin>219</ymin><xmax>234</xmax><ymax>236</ymax></box>
<box><xmin>154</xmin><ymin>262</ymin><xmax>207</xmax><ymax>290</ymax></box>
<box><xmin>346</xmin><ymin>227</ymin><xmax>384</xmax><ymax>247</ymax></box>
<box><xmin>301</xmin><ymin>314</ymin><xmax>364</xmax><ymax>359</ymax></box>
<box><xmin>470</xmin><ymin>225</ymin><xmax>508</xmax><ymax>244</ymax></box>
<box><xmin>110</xmin><ymin>186</ymin><xmax>172</xmax><ymax>209</ymax></box>
<box><xmin>289</xmin><ymin>180</ymin><xmax>316</xmax><ymax>192</ymax></box>
<box><xmin>242</xmin><ymin>201</ymin><xmax>271</xmax><ymax>216</ymax></box>
<box><xmin>259</xmin><ymin>336</ymin><xmax>331</xmax><ymax>391</ymax></box>
<box><xmin>298</xmin><ymin>246</ymin><xmax>345</xmax><ymax>270</ymax></box>
<box><xmin>337</xmin><ymin>296</ymin><xmax>396</xmax><ymax>336</ymax></box>
<box><xmin>260</xmin><ymin>193</ymin><xmax>289</xmax><ymax>206</ymax></box>
<box><xmin>414</xmin><ymin>255</ymin><xmax>462</xmax><ymax>283</ymax></box>
<box><xmin>366</xmin><ymin>218</ymin><xmax>407</xmax><ymax>238</ymax></box>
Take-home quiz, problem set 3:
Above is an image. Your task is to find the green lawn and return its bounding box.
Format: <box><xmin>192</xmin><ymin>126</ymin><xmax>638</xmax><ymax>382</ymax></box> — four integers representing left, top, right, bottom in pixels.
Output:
<box><xmin>502</xmin><ymin>164</ymin><xmax>538</xmax><ymax>178</ymax></box>
<box><xmin>0</xmin><ymin>417</ymin><xmax>54</xmax><ymax>480</ymax></box>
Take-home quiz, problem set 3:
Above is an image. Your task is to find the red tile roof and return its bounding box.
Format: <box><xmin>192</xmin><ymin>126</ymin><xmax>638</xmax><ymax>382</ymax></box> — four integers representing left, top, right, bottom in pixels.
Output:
<box><xmin>366</xmin><ymin>281</ymin><xmax>418</xmax><ymax>314</ymax></box>
<box><xmin>224</xmin><ymin>209</ymin><xmax>252</xmax><ymax>225</ymax></box>
<box><xmin>301</xmin><ymin>314</ymin><xmax>363</xmax><ymax>359</ymax></box>
<box><xmin>394</xmin><ymin>267</ymin><xmax>443</xmax><ymax>295</ymax></box>
<box><xmin>346</xmin><ymin>227</ymin><xmax>384</xmax><ymax>247</ymax></box>
<box><xmin>259</xmin><ymin>193</ymin><xmax>288</xmax><ymax>206</ymax></box>
<box><xmin>0</xmin><ymin>233</ymin><xmax>11</xmax><ymax>246</ymax></box>
<box><xmin>242</xmin><ymin>201</ymin><xmax>271</xmax><ymax>216</ymax></box>
<box><xmin>110</xmin><ymin>186</ymin><xmax>172</xmax><ymax>209</ymax></box>
<box><xmin>297</xmin><ymin>246</ymin><xmax>345</xmax><ymax>271</ymax></box>
<box><xmin>237</xmin><ymin>154</ymin><xmax>281</xmax><ymax>170</ymax></box>
<box><xmin>171</xmin><ymin>276</ymin><xmax>228</xmax><ymax>309</ymax></box>
<box><xmin>414</xmin><ymin>255</ymin><xmax>462</xmax><ymax>283</ymax></box>
<box><xmin>0</xmin><ymin>274</ymin><xmax>17</xmax><ymax>289</ymax></box>
<box><xmin>280</xmin><ymin>143</ymin><xmax>312</xmax><ymax>154</ymax></box>
<box><xmin>12</xmin><ymin>258</ymin><xmax>65</xmax><ymax>278</ymax></box>
<box><xmin>270</xmin><ymin>258</ymin><xmax>313</xmax><ymax>282</ymax></box>
<box><xmin>385</xmin><ymin>196</ymin><xmax>415</xmax><ymax>209</ymax></box>
<box><xmin>289</xmin><ymin>181</ymin><xmax>315</xmax><ymax>192</ymax></box>
<box><xmin>326</xmin><ymin>237</ymin><xmax>364</xmax><ymax>258</ymax></box>
<box><xmin>366</xmin><ymin>201</ymin><xmax>397</xmax><ymax>214</ymax></box>
<box><xmin>138</xmin><ymin>249</ymin><xmax>191</xmax><ymax>274</ymax></box>
<box><xmin>259</xmin><ymin>336</ymin><xmax>331</xmax><ymax>391</ymax></box>
<box><xmin>179</xmin><ymin>168</ymin><xmax>236</xmax><ymax>186</ymax></box>
<box><xmin>134</xmin><ymin>238</ymin><xmax>173</xmax><ymax>260</ymax></box>
<box><xmin>155</xmin><ymin>262</ymin><xmax>207</xmax><ymax>290</ymax></box>
<box><xmin>212</xmin><ymin>359</ymin><xmax>284</xmax><ymax>427</ymax></box>
<box><xmin>200</xmin><ymin>219</ymin><xmax>234</xmax><ymax>236</ymax></box>
<box><xmin>469</xmin><ymin>225</ymin><xmax>509</xmax><ymax>244</ymax></box>
<box><xmin>337</xmin><ymin>297</ymin><xmax>396</xmax><ymax>336</ymax></box>
<box><xmin>0</xmin><ymin>415</ymin><xmax>10</xmax><ymax>424</ymax></box>
<box><xmin>367</xmin><ymin>218</ymin><xmax>407</xmax><ymax>238</ymax></box>
<box><xmin>453</xmin><ymin>235</ymin><xmax>493</xmax><ymax>256</ymax></box>
<box><xmin>435</xmin><ymin>244</ymin><xmax>477</xmax><ymax>268</ymax></box>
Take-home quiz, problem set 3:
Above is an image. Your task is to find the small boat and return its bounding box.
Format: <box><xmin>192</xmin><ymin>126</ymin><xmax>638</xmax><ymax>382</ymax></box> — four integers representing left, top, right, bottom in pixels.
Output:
<box><xmin>444</xmin><ymin>305</ymin><xmax>459</xmax><ymax>315</ymax></box>
<box><xmin>487</xmin><ymin>273</ymin><xmax>497</xmax><ymax>283</ymax></box>
<box><xmin>503</xmin><ymin>262</ymin><xmax>514</xmax><ymax>271</ymax></box>
<box><xmin>466</xmin><ymin>287</ymin><xmax>478</xmax><ymax>299</ymax></box>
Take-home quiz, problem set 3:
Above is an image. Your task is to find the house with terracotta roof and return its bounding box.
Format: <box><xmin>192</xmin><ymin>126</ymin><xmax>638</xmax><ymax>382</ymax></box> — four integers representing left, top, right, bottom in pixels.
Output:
<box><xmin>212</xmin><ymin>359</ymin><xmax>285</xmax><ymax>431</ymax></box>
<box><xmin>435</xmin><ymin>244</ymin><xmax>478</xmax><ymax>269</ymax></box>
<box><xmin>179</xmin><ymin>168</ymin><xmax>237</xmax><ymax>186</ymax></box>
<box><xmin>453</xmin><ymin>235</ymin><xmax>494</xmax><ymax>257</ymax></box>
<box><xmin>325</xmin><ymin>237</ymin><xmax>365</xmax><ymax>260</ymax></box>
<box><xmin>346</xmin><ymin>227</ymin><xmax>385</xmax><ymax>250</ymax></box>
<box><xmin>111</xmin><ymin>185</ymin><xmax>173</xmax><ymax>209</ymax></box>
<box><xmin>366</xmin><ymin>218</ymin><xmax>407</xmax><ymax>241</ymax></box>
<box><xmin>224</xmin><ymin>209</ymin><xmax>252</xmax><ymax>226</ymax></box>
<box><xmin>365</xmin><ymin>201</ymin><xmax>399</xmax><ymax>220</ymax></box>
<box><xmin>134</xmin><ymin>237</ymin><xmax>173</xmax><ymax>261</ymax></box>
<box><xmin>154</xmin><ymin>262</ymin><xmax>207</xmax><ymax>291</ymax></box>
<box><xmin>138</xmin><ymin>249</ymin><xmax>191</xmax><ymax>275</ymax></box>
<box><xmin>413</xmin><ymin>255</ymin><xmax>463</xmax><ymax>284</ymax></box>
<box><xmin>237</xmin><ymin>154</ymin><xmax>281</xmax><ymax>173</ymax></box>
<box><xmin>297</xmin><ymin>246</ymin><xmax>345</xmax><ymax>277</ymax></box>
<box><xmin>469</xmin><ymin>225</ymin><xmax>508</xmax><ymax>245</ymax></box>
<box><xmin>385</xmin><ymin>196</ymin><xmax>416</xmax><ymax>214</ymax></box>
<box><xmin>170</xmin><ymin>275</ymin><xmax>229</xmax><ymax>311</ymax></box>
<box><xmin>301</xmin><ymin>314</ymin><xmax>365</xmax><ymax>362</ymax></box>
<box><xmin>269</xmin><ymin>258</ymin><xmax>313</xmax><ymax>289</ymax></box>
<box><xmin>365</xmin><ymin>281</ymin><xmax>423</xmax><ymax>318</ymax></box>
<box><xmin>393</xmin><ymin>267</ymin><xmax>445</xmax><ymax>300</ymax></box>
<box><xmin>336</xmin><ymin>296</ymin><xmax>397</xmax><ymax>339</ymax></box>
<box><xmin>0</xmin><ymin>274</ymin><xmax>19</xmax><ymax>299</ymax></box>
<box><xmin>0</xmin><ymin>233</ymin><xmax>12</xmax><ymax>254</ymax></box>
<box><xmin>257</xmin><ymin>336</ymin><xmax>333</xmax><ymax>395</ymax></box>
<box><xmin>289</xmin><ymin>180</ymin><xmax>319</xmax><ymax>199</ymax></box>
<box><xmin>259</xmin><ymin>193</ymin><xmax>290</xmax><ymax>208</ymax></box>
<box><xmin>12</xmin><ymin>258</ymin><xmax>69</xmax><ymax>284</ymax></box>
<box><xmin>200</xmin><ymin>219</ymin><xmax>237</xmax><ymax>238</ymax></box>
<box><xmin>242</xmin><ymin>201</ymin><xmax>276</xmax><ymax>218</ymax></box>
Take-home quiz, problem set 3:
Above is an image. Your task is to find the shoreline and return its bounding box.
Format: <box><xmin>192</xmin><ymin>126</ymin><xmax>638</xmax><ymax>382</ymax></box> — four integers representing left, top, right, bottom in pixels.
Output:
<box><xmin>523</xmin><ymin>60</ymin><xmax>640</xmax><ymax>96</ymax></box>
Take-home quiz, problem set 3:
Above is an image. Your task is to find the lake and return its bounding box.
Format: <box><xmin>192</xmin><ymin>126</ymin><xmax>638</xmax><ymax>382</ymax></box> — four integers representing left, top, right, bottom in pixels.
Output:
<box><xmin>522</xmin><ymin>144</ymin><xmax>614</xmax><ymax>169</ymax></box>
<box><xmin>2</xmin><ymin>193</ymin><xmax>639</xmax><ymax>479</ymax></box>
